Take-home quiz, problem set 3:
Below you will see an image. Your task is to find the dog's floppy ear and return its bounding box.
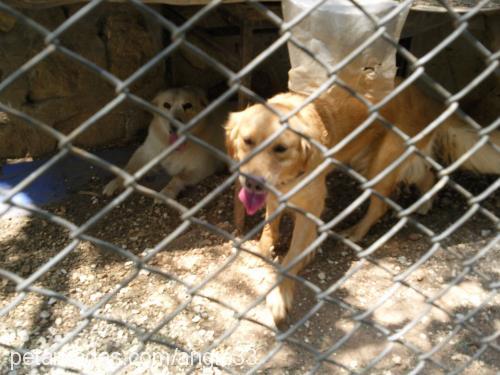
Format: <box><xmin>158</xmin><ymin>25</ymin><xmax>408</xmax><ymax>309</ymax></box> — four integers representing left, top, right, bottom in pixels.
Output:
<box><xmin>152</xmin><ymin>93</ymin><xmax>162</xmax><ymax>107</ymax></box>
<box><xmin>299</xmin><ymin>136</ymin><xmax>315</xmax><ymax>172</ymax></box>
<box><xmin>198</xmin><ymin>92</ymin><xmax>209</xmax><ymax>107</ymax></box>
<box><xmin>184</xmin><ymin>86</ymin><xmax>208</xmax><ymax>108</ymax></box>
<box><xmin>225</xmin><ymin>111</ymin><xmax>241</xmax><ymax>159</ymax></box>
<box><xmin>152</xmin><ymin>91</ymin><xmax>169</xmax><ymax>110</ymax></box>
<box><xmin>293</xmin><ymin>114</ymin><xmax>323</xmax><ymax>173</ymax></box>
<box><xmin>193</xmin><ymin>88</ymin><xmax>208</xmax><ymax>108</ymax></box>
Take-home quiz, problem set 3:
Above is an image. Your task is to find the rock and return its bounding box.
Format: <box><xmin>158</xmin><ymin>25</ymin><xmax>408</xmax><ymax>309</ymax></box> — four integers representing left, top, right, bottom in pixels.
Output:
<box><xmin>398</xmin><ymin>256</ymin><xmax>411</xmax><ymax>266</ymax></box>
<box><xmin>17</xmin><ymin>329</ymin><xmax>29</xmax><ymax>342</ymax></box>
<box><xmin>409</xmin><ymin>233</ymin><xmax>422</xmax><ymax>241</ymax></box>
<box><xmin>392</xmin><ymin>355</ymin><xmax>402</xmax><ymax>365</ymax></box>
<box><xmin>481</xmin><ymin>229</ymin><xmax>491</xmax><ymax>237</ymax></box>
<box><xmin>0</xmin><ymin>11</ymin><xmax>16</xmax><ymax>32</ymax></box>
<box><xmin>200</xmin><ymin>239</ymin><xmax>212</xmax><ymax>247</ymax></box>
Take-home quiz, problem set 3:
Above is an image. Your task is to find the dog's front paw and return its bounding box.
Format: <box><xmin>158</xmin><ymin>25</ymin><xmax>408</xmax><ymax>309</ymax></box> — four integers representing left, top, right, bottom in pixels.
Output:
<box><xmin>161</xmin><ymin>186</ymin><xmax>177</xmax><ymax>199</ymax></box>
<box><xmin>339</xmin><ymin>229</ymin><xmax>356</xmax><ymax>243</ymax></box>
<box><xmin>102</xmin><ymin>178</ymin><xmax>122</xmax><ymax>196</ymax></box>
<box><xmin>339</xmin><ymin>226</ymin><xmax>364</xmax><ymax>243</ymax></box>
<box><xmin>266</xmin><ymin>283</ymin><xmax>294</xmax><ymax>326</ymax></box>
<box><xmin>239</xmin><ymin>241</ymin><xmax>269</xmax><ymax>268</ymax></box>
<box><xmin>154</xmin><ymin>185</ymin><xmax>178</xmax><ymax>204</ymax></box>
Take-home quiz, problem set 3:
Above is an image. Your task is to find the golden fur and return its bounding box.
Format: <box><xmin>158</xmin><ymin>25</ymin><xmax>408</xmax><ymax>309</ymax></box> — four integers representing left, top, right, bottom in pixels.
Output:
<box><xmin>225</xmin><ymin>83</ymin><xmax>500</xmax><ymax>324</ymax></box>
<box><xmin>103</xmin><ymin>87</ymin><xmax>230</xmax><ymax>199</ymax></box>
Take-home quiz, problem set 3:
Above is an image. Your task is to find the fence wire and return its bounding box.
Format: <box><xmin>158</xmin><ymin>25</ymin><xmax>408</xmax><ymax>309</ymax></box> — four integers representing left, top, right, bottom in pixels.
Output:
<box><xmin>0</xmin><ymin>0</ymin><xmax>499</xmax><ymax>374</ymax></box>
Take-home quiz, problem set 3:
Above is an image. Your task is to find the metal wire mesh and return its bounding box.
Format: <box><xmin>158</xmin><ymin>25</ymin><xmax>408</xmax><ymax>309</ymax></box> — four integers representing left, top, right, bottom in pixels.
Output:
<box><xmin>0</xmin><ymin>0</ymin><xmax>498</xmax><ymax>373</ymax></box>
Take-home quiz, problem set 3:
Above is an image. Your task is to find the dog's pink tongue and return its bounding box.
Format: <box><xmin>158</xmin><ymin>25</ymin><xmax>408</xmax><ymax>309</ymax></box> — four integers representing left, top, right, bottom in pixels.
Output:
<box><xmin>169</xmin><ymin>133</ymin><xmax>178</xmax><ymax>144</ymax></box>
<box><xmin>169</xmin><ymin>133</ymin><xmax>187</xmax><ymax>151</ymax></box>
<box><xmin>238</xmin><ymin>188</ymin><xmax>267</xmax><ymax>216</ymax></box>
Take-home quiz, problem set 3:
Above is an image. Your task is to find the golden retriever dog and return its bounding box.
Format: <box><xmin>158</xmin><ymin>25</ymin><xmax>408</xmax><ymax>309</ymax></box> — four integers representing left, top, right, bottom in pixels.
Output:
<box><xmin>103</xmin><ymin>87</ymin><xmax>230</xmax><ymax>199</ymax></box>
<box><xmin>225</xmin><ymin>82</ymin><xmax>500</xmax><ymax>324</ymax></box>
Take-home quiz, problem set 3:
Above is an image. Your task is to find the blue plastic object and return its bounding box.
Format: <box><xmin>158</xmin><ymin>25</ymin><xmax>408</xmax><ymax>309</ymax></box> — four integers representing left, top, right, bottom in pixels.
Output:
<box><xmin>0</xmin><ymin>147</ymin><xmax>135</xmax><ymax>217</ymax></box>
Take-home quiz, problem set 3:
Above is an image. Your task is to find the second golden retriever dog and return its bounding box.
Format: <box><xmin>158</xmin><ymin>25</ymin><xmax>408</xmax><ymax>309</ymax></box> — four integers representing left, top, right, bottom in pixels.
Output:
<box><xmin>225</xmin><ymin>83</ymin><xmax>500</xmax><ymax>324</ymax></box>
<box><xmin>103</xmin><ymin>87</ymin><xmax>229</xmax><ymax>199</ymax></box>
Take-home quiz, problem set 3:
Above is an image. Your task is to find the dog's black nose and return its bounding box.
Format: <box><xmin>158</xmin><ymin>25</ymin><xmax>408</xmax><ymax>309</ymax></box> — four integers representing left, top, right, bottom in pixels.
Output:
<box><xmin>244</xmin><ymin>175</ymin><xmax>265</xmax><ymax>193</ymax></box>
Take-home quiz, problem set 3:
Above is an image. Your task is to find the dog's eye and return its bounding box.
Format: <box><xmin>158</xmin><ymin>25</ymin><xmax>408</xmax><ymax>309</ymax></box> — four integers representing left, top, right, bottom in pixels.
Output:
<box><xmin>183</xmin><ymin>103</ymin><xmax>193</xmax><ymax>111</ymax></box>
<box><xmin>273</xmin><ymin>144</ymin><xmax>287</xmax><ymax>153</ymax></box>
<box><xmin>243</xmin><ymin>138</ymin><xmax>254</xmax><ymax>146</ymax></box>
<box><xmin>163</xmin><ymin>102</ymin><xmax>171</xmax><ymax>109</ymax></box>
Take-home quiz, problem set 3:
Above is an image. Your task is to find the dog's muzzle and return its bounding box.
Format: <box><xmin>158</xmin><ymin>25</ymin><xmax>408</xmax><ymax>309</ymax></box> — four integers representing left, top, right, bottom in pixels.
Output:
<box><xmin>238</xmin><ymin>175</ymin><xmax>267</xmax><ymax>216</ymax></box>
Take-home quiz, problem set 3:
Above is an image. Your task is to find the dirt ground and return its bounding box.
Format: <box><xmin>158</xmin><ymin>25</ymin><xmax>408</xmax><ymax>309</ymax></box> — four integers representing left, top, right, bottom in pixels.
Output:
<box><xmin>0</xmin><ymin>168</ymin><xmax>498</xmax><ymax>374</ymax></box>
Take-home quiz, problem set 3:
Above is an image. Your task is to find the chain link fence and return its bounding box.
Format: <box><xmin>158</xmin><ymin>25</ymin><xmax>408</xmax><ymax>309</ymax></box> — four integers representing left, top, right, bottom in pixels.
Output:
<box><xmin>0</xmin><ymin>0</ymin><xmax>499</xmax><ymax>373</ymax></box>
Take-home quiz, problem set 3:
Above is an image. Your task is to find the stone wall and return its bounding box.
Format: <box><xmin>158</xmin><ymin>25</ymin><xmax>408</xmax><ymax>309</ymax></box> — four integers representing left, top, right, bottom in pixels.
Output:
<box><xmin>0</xmin><ymin>3</ymin><xmax>165</xmax><ymax>159</ymax></box>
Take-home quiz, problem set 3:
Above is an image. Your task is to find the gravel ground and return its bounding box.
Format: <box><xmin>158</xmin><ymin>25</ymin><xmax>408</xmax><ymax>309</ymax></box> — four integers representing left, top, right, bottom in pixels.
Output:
<box><xmin>0</xmin><ymin>168</ymin><xmax>498</xmax><ymax>374</ymax></box>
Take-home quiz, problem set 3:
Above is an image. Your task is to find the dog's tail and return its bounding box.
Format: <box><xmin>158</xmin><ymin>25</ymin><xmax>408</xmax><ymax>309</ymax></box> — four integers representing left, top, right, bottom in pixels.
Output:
<box><xmin>437</xmin><ymin>117</ymin><xmax>500</xmax><ymax>174</ymax></box>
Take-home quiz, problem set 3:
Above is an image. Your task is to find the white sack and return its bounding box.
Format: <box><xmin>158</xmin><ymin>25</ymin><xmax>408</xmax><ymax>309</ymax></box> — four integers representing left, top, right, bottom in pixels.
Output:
<box><xmin>283</xmin><ymin>0</ymin><xmax>412</xmax><ymax>100</ymax></box>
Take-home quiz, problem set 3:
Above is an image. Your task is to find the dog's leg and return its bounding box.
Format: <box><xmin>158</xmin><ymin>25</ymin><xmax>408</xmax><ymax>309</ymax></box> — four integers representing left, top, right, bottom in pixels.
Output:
<box><xmin>266</xmin><ymin>178</ymin><xmax>326</xmax><ymax>325</ymax></box>
<box><xmin>159</xmin><ymin>166</ymin><xmax>210</xmax><ymax>200</ymax></box>
<box><xmin>344</xmin><ymin>136</ymin><xmax>405</xmax><ymax>242</ymax></box>
<box><xmin>103</xmin><ymin>146</ymin><xmax>150</xmax><ymax>196</ymax></box>
<box><xmin>259</xmin><ymin>198</ymin><xmax>282</xmax><ymax>258</ymax></box>
<box><xmin>346</xmin><ymin>183</ymin><xmax>396</xmax><ymax>242</ymax></box>
<box><xmin>415</xmin><ymin>168</ymin><xmax>436</xmax><ymax>215</ymax></box>
<box><xmin>160</xmin><ymin>168</ymin><xmax>202</xmax><ymax>199</ymax></box>
<box><xmin>160</xmin><ymin>176</ymin><xmax>186</xmax><ymax>199</ymax></box>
